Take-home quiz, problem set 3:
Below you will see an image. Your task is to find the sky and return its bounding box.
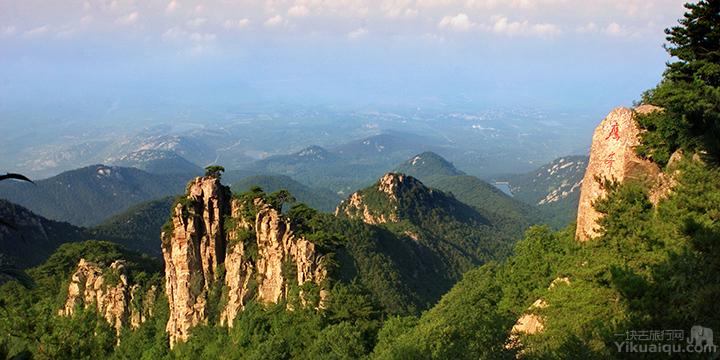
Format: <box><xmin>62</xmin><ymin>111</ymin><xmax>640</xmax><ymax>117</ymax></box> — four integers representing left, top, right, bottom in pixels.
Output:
<box><xmin>0</xmin><ymin>0</ymin><xmax>690</xmax><ymax>118</ymax></box>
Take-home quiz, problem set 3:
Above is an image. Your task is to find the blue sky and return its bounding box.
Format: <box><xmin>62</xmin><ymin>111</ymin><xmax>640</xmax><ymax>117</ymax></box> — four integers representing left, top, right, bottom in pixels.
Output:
<box><xmin>0</xmin><ymin>0</ymin><xmax>689</xmax><ymax>116</ymax></box>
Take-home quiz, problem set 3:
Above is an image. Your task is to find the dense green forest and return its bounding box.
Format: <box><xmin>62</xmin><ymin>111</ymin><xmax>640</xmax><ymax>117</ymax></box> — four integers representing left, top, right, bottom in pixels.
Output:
<box><xmin>231</xmin><ymin>175</ymin><xmax>341</xmax><ymax>212</ymax></box>
<box><xmin>90</xmin><ymin>197</ymin><xmax>175</xmax><ymax>258</ymax></box>
<box><xmin>0</xmin><ymin>165</ymin><xmax>189</xmax><ymax>227</ymax></box>
<box><xmin>1</xmin><ymin>1</ymin><xmax>719</xmax><ymax>359</ymax></box>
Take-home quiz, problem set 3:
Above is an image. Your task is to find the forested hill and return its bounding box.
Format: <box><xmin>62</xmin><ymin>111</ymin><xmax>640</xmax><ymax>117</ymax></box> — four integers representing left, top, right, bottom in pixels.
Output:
<box><xmin>0</xmin><ymin>165</ymin><xmax>189</xmax><ymax>226</ymax></box>
<box><xmin>0</xmin><ymin>199</ymin><xmax>86</xmax><ymax>268</ymax></box>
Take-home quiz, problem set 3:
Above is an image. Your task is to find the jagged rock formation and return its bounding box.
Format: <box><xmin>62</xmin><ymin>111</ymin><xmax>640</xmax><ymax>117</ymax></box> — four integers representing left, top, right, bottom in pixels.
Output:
<box><xmin>60</xmin><ymin>259</ymin><xmax>156</xmax><ymax>340</ymax></box>
<box><xmin>163</xmin><ymin>176</ymin><xmax>328</xmax><ymax>347</ymax></box>
<box><xmin>336</xmin><ymin>191</ymin><xmax>399</xmax><ymax>224</ymax></box>
<box><xmin>336</xmin><ymin>173</ymin><xmax>426</xmax><ymax>224</ymax></box>
<box><xmin>162</xmin><ymin>176</ymin><xmax>230</xmax><ymax>346</ymax></box>
<box><xmin>575</xmin><ymin>106</ymin><xmax>665</xmax><ymax>241</ymax></box>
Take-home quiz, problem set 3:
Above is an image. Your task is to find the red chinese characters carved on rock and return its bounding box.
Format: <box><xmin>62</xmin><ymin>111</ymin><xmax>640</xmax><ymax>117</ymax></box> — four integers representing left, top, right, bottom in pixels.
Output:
<box><xmin>605</xmin><ymin>152</ymin><xmax>615</xmax><ymax>169</ymax></box>
<box><xmin>605</xmin><ymin>122</ymin><xmax>620</xmax><ymax>141</ymax></box>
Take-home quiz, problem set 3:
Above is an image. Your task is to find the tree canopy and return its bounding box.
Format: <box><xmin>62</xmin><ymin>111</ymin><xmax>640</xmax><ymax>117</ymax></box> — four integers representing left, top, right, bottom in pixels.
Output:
<box><xmin>638</xmin><ymin>0</ymin><xmax>720</xmax><ymax>165</ymax></box>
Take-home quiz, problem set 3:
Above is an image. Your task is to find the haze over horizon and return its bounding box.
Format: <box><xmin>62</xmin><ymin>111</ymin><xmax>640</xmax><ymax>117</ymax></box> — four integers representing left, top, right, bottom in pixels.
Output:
<box><xmin>1</xmin><ymin>0</ymin><xmax>686</xmax><ymax>116</ymax></box>
<box><xmin>0</xmin><ymin>0</ymin><xmax>693</xmax><ymax>181</ymax></box>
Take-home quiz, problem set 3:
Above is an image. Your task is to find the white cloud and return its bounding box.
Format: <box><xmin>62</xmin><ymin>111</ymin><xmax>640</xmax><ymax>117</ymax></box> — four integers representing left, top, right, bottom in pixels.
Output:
<box><xmin>264</xmin><ymin>15</ymin><xmax>284</xmax><ymax>27</ymax></box>
<box><xmin>162</xmin><ymin>27</ymin><xmax>216</xmax><ymax>43</ymax></box>
<box><xmin>382</xmin><ymin>0</ymin><xmax>413</xmax><ymax>18</ymax></box>
<box><xmin>161</xmin><ymin>27</ymin><xmax>186</xmax><ymax>41</ymax></box>
<box><xmin>0</xmin><ymin>0</ymin><xmax>683</xmax><ymax>44</ymax></box>
<box><xmin>438</xmin><ymin>13</ymin><xmax>475</xmax><ymax>31</ymax></box>
<box><xmin>465</xmin><ymin>0</ymin><xmax>568</xmax><ymax>10</ymax></box>
<box><xmin>165</xmin><ymin>0</ymin><xmax>178</xmax><ymax>14</ymax></box>
<box><xmin>421</xmin><ymin>32</ymin><xmax>446</xmax><ymax>43</ymax></box>
<box><xmin>604</xmin><ymin>22</ymin><xmax>625</xmax><ymax>36</ymax></box>
<box><xmin>576</xmin><ymin>21</ymin><xmax>598</xmax><ymax>34</ymax></box>
<box><xmin>56</xmin><ymin>26</ymin><xmax>77</xmax><ymax>39</ymax></box>
<box><xmin>1</xmin><ymin>25</ymin><xmax>16</xmax><ymax>37</ymax></box>
<box><xmin>23</xmin><ymin>25</ymin><xmax>49</xmax><ymax>37</ymax></box>
<box><xmin>189</xmin><ymin>32</ymin><xmax>216</xmax><ymax>42</ymax></box>
<box><xmin>347</xmin><ymin>27</ymin><xmax>368</xmax><ymax>39</ymax></box>
<box><xmin>115</xmin><ymin>11</ymin><xmax>139</xmax><ymax>26</ymax></box>
<box><xmin>288</xmin><ymin>5</ymin><xmax>310</xmax><ymax>17</ymax></box>
<box><xmin>482</xmin><ymin>15</ymin><xmax>560</xmax><ymax>37</ymax></box>
<box><xmin>223</xmin><ymin>18</ymin><xmax>250</xmax><ymax>30</ymax></box>
<box><xmin>531</xmin><ymin>23</ymin><xmax>561</xmax><ymax>36</ymax></box>
<box><xmin>186</xmin><ymin>17</ymin><xmax>207</xmax><ymax>28</ymax></box>
<box><xmin>416</xmin><ymin>0</ymin><xmax>454</xmax><ymax>7</ymax></box>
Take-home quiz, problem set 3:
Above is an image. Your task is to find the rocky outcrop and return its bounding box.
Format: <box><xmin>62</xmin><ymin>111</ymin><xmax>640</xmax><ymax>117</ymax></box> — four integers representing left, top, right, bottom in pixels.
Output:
<box><xmin>506</xmin><ymin>277</ymin><xmax>571</xmax><ymax>352</ymax></box>
<box><xmin>220</xmin><ymin>239</ymin><xmax>254</xmax><ymax>326</ymax></box>
<box><xmin>222</xmin><ymin>202</ymin><xmax>328</xmax><ymax>326</ymax></box>
<box><xmin>335</xmin><ymin>191</ymin><xmax>398</xmax><ymax>224</ymax></box>
<box><xmin>60</xmin><ymin>259</ymin><xmax>155</xmax><ymax>341</ymax></box>
<box><xmin>162</xmin><ymin>176</ymin><xmax>231</xmax><ymax>347</ymax></box>
<box><xmin>336</xmin><ymin>173</ymin><xmax>428</xmax><ymax>224</ymax></box>
<box><xmin>575</xmin><ymin>106</ymin><xmax>664</xmax><ymax>241</ymax></box>
<box><xmin>163</xmin><ymin>176</ymin><xmax>328</xmax><ymax>346</ymax></box>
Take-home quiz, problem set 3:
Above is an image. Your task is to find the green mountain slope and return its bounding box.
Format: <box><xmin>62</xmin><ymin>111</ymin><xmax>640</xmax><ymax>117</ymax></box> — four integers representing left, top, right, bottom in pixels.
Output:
<box><xmin>231</xmin><ymin>174</ymin><xmax>340</xmax><ymax>212</ymax></box>
<box><xmin>0</xmin><ymin>165</ymin><xmax>190</xmax><ymax>226</ymax></box>
<box><xmin>337</xmin><ymin>173</ymin><xmax>523</xmax><ymax>307</ymax></box>
<box><xmin>377</xmin><ymin>157</ymin><xmax>720</xmax><ymax>358</ymax></box>
<box><xmin>0</xmin><ymin>200</ymin><xmax>87</xmax><ymax>268</ymax></box>
<box><xmin>394</xmin><ymin>151</ymin><xmax>465</xmax><ymax>182</ymax></box>
<box><xmin>395</xmin><ymin>152</ymin><xmax>537</xmax><ymax>232</ymax></box>
<box><xmin>89</xmin><ymin>196</ymin><xmax>175</xmax><ymax>257</ymax></box>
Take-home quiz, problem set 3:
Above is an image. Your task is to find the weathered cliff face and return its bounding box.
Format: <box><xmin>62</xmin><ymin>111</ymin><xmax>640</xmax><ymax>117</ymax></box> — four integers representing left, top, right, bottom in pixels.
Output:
<box><xmin>221</xmin><ymin>202</ymin><xmax>328</xmax><ymax>327</ymax></box>
<box><xmin>163</xmin><ymin>176</ymin><xmax>328</xmax><ymax>346</ymax></box>
<box><xmin>575</xmin><ymin>106</ymin><xmax>665</xmax><ymax>241</ymax></box>
<box><xmin>162</xmin><ymin>176</ymin><xmax>231</xmax><ymax>347</ymax></box>
<box><xmin>60</xmin><ymin>259</ymin><xmax>156</xmax><ymax>340</ymax></box>
<box><xmin>219</xmin><ymin>198</ymin><xmax>255</xmax><ymax>326</ymax></box>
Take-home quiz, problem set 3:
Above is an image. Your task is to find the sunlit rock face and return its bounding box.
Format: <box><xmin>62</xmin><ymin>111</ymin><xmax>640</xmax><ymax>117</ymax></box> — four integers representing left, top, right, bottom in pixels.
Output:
<box><xmin>162</xmin><ymin>176</ymin><xmax>230</xmax><ymax>347</ymax></box>
<box><xmin>335</xmin><ymin>172</ymin><xmax>430</xmax><ymax>224</ymax></box>
<box><xmin>163</xmin><ymin>176</ymin><xmax>327</xmax><ymax>347</ymax></box>
<box><xmin>60</xmin><ymin>259</ymin><xmax>156</xmax><ymax>343</ymax></box>
<box><xmin>575</xmin><ymin>106</ymin><xmax>664</xmax><ymax>241</ymax></box>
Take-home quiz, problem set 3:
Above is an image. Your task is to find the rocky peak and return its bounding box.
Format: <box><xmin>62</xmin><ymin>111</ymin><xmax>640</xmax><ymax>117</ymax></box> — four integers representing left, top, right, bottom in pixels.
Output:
<box><xmin>337</xmin><ymin>173</ymin><xmax>440</xmax><ymax>225</ymax></box>
<box><xmin>60</xmin><ymin>258</ymin><xmax>156</xmax><ymax>342</ymax></box>
<box><xmin>162</xmin><ymin>175</ymin><xmax>231</xmax><ymax>347</ymax></box>
<box><xmin>221</xmin><ymin>199</ymin><xmax>328</xmax><ymax>326</ymax></box>
<box><xmin>163</xmin><ymin>176</ymin><xmax>328</xmax><ymax>347</ymax></box>
<box><xmin>378</xmin><ymin>173</ymin><xmax>415</xmax><ymax>200</ymax></box>
<box><xmin>337</xmin><ymin>173</ymin><xmax>411</xmax><ymax>224</ymax></box>
<box><xmin>575</xmin><ymin>106</ymin><xmax>666</xmax><ymax>241</ymax></box>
